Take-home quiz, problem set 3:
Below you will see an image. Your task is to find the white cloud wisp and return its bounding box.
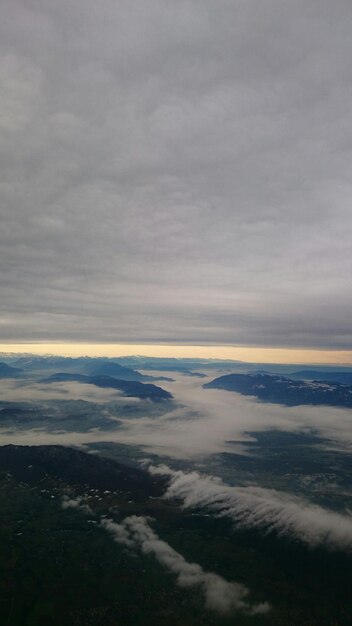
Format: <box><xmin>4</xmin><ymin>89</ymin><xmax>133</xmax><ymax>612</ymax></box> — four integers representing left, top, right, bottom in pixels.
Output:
<box><xmin>148</xmin><ymin>464</ymin><xmax>352</xmax><ymax>551</ymax></box>
<box><xmin>101</xmin><ymin>515</ymin><xmax>270</xmax><ymax>615</ymax></box>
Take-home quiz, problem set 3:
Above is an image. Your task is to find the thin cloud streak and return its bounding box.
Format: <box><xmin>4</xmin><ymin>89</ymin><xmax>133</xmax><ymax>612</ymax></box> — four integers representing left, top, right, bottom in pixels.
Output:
<box><xmin>59</xmin><ymin>494</ymin><xmax>270</xmax><ymax>614</ymax></box>
<box><xmin>102</xmin><ymin>515</ymin><xmax>270</xmax><ymax>615</ymax></box>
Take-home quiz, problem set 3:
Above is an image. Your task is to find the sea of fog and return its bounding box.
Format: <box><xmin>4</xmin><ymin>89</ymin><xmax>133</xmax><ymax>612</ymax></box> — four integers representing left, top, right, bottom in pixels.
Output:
<box><xmin>0</xmin><ymin>371</ymin><xmax>352</xmax><ymax>457</ymax></box>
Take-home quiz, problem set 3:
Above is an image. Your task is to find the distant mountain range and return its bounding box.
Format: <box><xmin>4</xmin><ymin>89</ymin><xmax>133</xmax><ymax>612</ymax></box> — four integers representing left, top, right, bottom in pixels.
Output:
<box><xmin>90</xmin><ymin>361</ymin><xmax>146</xmax><ymax>380</ymax></box>
<box><xmin>42</xmin><ymin>373</ymin><xmax>173</xmax><ymax>401</ymax></box>
<box><xmin>91</xmin><ymin>361</ymin><xmax>173</xmax><ymax>382</ymax></box>
<box><xmin>8</xmin><ymin>356</ymin><xmax>173</xmax><ymax>382</ymax></box>
<box><xmin>4</xmin><ymin>353</ymin><xmax>352</xmax><ymax>378</ymax></box>
<box><xmin>287</xmin><ymin>370</ymin><xmax>352</xmax><ymax>385</ymax></box>
<box><xmin>204</xmin><ymin>373</ymin><xmax>352</xmax><ymax>407</ymax></box>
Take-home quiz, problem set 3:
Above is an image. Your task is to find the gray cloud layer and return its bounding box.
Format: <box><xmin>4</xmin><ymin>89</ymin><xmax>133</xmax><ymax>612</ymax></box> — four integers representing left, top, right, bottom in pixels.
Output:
<box><xmin>1</xmin><ymin>1</ymin><xmax>352</xmax><ymax>347</ymax></box>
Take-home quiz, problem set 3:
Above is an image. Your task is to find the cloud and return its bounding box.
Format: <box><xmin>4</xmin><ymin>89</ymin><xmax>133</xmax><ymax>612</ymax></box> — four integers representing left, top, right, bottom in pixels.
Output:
<box><xmin>60</xmin><ymin>488</ymin><xmax>270</xmax><ymax>614</ymax></box>
<box><xmin>93</xmin><ymin>374</ymin><xmax>352</xmax><ymax>457</ymax></box>
<box><xmin>1</xmin><ymin>373</ymin><xmax>352</xmax><ymax>458</ymax></box>
<box><xmin>0</xmin><ymin>379</ymin><xmax>127</xmax><ymax>403</ymax></box>
<box><xmin>101</xmin><ymin>515</ymin><xmax>269</xmax><ymax>615</ymax></box>
<box><xmin>1</xmin><ymin>1</ymin><xmax>352</xmax><ymax>348</ymax></box>
<box><xmin>148</xmin><ymin>464</ymin><xmax>352</xmax><ymax>550</ymax></box>
<box><xmin>59</xmin><ymin>493</ymin><xmax>269</xmax><ymax>613</ymax></box>
<box><xmin>61</xmin><ymin>495</ymin><xmax>92</xmax><ymax>514</ymax></box>
<box><xmin>101</xmin><ymin>517</ymin><xmax>135</xmax><ymax>548</ymax></box>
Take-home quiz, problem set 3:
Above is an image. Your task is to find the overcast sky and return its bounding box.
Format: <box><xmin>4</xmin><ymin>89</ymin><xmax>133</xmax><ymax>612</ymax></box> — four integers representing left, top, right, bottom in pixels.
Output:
<box><xmin>1</xmin><ymin>0</ymin><xmax>352</xmax><ymax>350</ymax></box>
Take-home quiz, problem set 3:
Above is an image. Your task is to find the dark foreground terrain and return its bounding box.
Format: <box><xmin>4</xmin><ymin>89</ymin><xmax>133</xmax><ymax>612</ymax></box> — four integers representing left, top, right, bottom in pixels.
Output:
<box><xmin>0</xmin><ymin>444</ymin><xmax>351</xmax><ymax>626</ymax></box>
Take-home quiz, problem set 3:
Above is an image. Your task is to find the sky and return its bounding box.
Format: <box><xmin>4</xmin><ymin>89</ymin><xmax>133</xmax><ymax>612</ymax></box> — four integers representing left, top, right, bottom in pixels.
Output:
<box><xmin>1</xmin><ymin>0</ymin><xmax>352</xmax><ymax>358</ymax></box>
<box><xmin>2</xmin><ymin>342</ymin><xmax>352</xmax><ymax>364</ymax></box>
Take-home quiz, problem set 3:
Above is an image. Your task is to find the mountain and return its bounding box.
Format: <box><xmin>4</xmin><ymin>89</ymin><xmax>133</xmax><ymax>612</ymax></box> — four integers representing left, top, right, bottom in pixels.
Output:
<box><xmin>288</xmin><ymin>370</ymin><xmax>352</xmax><ymax>385</ymax></box>
<box><xmin>0</xmin><ymin>362</ymin><xmax>23</xmax><ymax>378</ymax></box>
<box><xmin>0</xmin><ymin>444</ymin><xmax>166</xmax><ymax>497</ymax></box>
<box><xmin>89</xmin><ymin>361</ymin><xmax>173</xmax><ymax>382</ymax></box>
<box><xmin>204</xmin><ymin>372</ymin><xmax>352</xmax><ymax>407</ymax></box>
<box><xmin>114</xmin><ymin>356</ymin><xmax>246</xmax><ymax>372</ymax></box>
<box><xmin>41</xmin><ymin>372</ymin><xmax>87</xmax><ymax>382</ymax></box>
<box><xmin>90</xmin><ymin>361</ymin><xmax>145</xmax><ymax>380</ymax></box>
<box><xmin>9</xmin><ymin>355</ymin><xmax>174</xmax><ymax>382</ymax></box>
<box><xmin>42</xmin><ymin>373</ymin><xmax>173</xmax><ymax>401</ymax></box>
<box><xmin>12</xmin><ymin>356</ymin><xmax>100</xmax><ymax>372</ymax></box>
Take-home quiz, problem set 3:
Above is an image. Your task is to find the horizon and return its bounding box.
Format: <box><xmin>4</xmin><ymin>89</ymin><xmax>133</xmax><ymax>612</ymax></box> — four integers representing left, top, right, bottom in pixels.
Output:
<box><xmin>2</xmin><ymin>342</ymin><xmax>352</xmax><ymax>365</ymax></box>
